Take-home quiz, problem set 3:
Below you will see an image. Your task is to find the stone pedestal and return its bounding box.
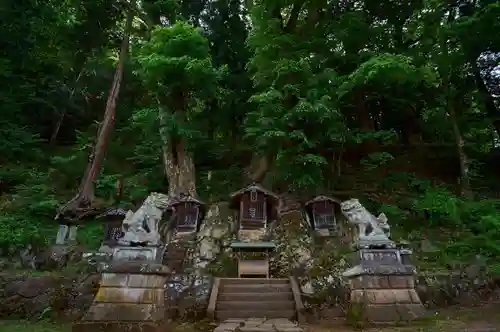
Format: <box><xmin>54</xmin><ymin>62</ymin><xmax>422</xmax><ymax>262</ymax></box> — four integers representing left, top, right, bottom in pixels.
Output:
<box><xmin>72</xmin><ymin>261</ymin><xmax>170</xmax><ymax>332</ymax></box>
<box><xmin>343</xmin><ymin>247</ymin><xmax>425</xmax><ymax>325</ymax></box>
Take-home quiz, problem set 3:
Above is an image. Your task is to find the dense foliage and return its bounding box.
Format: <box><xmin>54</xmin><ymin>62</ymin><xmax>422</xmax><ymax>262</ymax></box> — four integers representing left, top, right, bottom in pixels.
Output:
<box><xmin>0</xmin><ymin>0</ymin><xmax>499</xmax><ymax>268</ymax></box>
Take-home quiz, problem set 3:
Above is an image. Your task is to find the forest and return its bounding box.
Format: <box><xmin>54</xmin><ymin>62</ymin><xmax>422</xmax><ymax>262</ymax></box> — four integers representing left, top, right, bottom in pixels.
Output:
<box><xmin>0</xmin><ymin>0</ymin><xmax>499</xmax><ymax>269</ymax></box>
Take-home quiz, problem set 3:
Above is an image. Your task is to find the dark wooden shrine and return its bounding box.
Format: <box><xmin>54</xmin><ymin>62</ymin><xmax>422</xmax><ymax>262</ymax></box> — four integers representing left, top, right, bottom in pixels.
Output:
<box><xmin>96</xmin><ymin>207</ymin><xmax>127</xmax><ymax>246</ymax></box>
<box><xmin>304</xmin><ymin>195</ymin><xmax>340</xmax><ymax>232</ymax></box>
<box><xmin>229</xmin><ymin>183</ymin><xmax>280</xmax><ymax>230</ymax></box>
<box><xmin>167</xmin><ymin>194</ymin><xmax>206</xmax><ymax>233</ymax></box>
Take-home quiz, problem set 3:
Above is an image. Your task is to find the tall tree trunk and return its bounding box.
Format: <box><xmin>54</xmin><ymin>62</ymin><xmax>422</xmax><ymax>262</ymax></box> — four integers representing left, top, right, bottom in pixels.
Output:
<box><xmin>56</xmin><ymin>10</ymin><xmax>133</xmax><ymax>218</ymax></box>
<box><xmin>160</xmin><ymin>93</ymin><xmax>197</xmax><ymax>197</ymax></box>
<box><xmin>245</xmin><ymin>154</ymin><xmax>272</xmax><ymax>183</ymax></box>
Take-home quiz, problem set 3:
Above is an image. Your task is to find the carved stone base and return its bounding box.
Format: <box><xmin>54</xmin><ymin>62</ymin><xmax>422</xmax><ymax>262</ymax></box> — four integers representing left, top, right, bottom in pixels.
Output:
<box><xmin>344</xmin><ymin>248</ymin><xmax>425</xmax><ymax>325</ymax></box>
<box><xmin>72</xmin><ymin>261</ymin><xmax>170</xmax><ymax>332</ymax></box>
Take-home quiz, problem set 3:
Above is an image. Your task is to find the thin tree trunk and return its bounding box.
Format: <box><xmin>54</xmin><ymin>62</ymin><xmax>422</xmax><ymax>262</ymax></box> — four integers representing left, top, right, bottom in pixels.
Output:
<box><xmin>440</xmin><ymin>7</ymin><xmax>470</xmax><ymax>197</ymax></box>
<box><xmin>56</xmin><ymin>10</ymin><xmax>133</xmax><ymax>218</ymax></box>
<box><xmin>50</xmin><ymin>68</ymin><xmax>86</xmax><ymax>145</ymax></box>
<box><xmin>449</xmin><ymin>104</ymin><xmax>471</xmax><ymax>196</ymax></box>
<box><xmin>356</xmin><ymin>92</ymin><xmax>376</xmax><ymax>152</ymax></box>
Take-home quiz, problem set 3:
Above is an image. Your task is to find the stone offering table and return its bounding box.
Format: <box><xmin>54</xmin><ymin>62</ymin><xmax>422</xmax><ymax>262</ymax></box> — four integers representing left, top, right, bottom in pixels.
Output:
<box><xmin>72</xmin><ymin>260</ymin><xmax>170</xmax><ymax>332</ymax></box>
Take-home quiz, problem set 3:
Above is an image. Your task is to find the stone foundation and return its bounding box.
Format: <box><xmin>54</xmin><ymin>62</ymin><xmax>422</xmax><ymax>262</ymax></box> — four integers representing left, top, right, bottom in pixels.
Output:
<box><xmin>72</xmin><ymin>261</ymin><xmax>170</xmax><ymax>332</ymax></box>
<box><xmin>344</xmin><ymin>247</ymin><xmax>425</xmax><ymax>325</ymax></box>
<box><xmin>347</xmin><ymin>274</ymin><xmax>425</xmax><ymax>323</ymax></box>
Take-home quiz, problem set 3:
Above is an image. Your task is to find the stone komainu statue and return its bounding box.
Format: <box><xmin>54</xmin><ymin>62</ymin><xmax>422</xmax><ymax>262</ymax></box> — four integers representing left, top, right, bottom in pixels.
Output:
<box><xmin>118</xmin><ymin>193</ymin><xmax>170</xmax><ymax>246</ymax></box>
<box><xmin>340</xmin><ymin>198</ymin><xmax>390</xmax><ymax>241</ymax></box>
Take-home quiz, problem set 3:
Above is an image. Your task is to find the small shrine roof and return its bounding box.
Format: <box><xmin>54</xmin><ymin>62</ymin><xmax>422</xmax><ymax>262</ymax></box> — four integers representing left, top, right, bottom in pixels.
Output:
<box><xmin>304</xmin><ymin>195</ymin><xmax>341</xmax><ymax>207</ymax></box>
<box><xmin>166</xmin><ymin>194</ymin><xmax>205</xmax><ymax>207</ymax></box>
<box><xmin>229</xmin><ymin>182</ymin><xmax>279</xmax><ymax>200</ymax></box>
<box><xmin>96</xmin><ymin>207</ymin><xmax>128</xmax><ymax>219</ymax></box>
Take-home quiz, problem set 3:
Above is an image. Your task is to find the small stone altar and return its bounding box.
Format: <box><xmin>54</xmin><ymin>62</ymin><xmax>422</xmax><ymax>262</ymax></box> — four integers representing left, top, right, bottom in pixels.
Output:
<box><xmin>73</xmin><ymin>193</ymin><xmax>171</xmax><ymax>332</ymax></box>
<box><xmin>341</xmin><ymin>199</ymin><xmax>425</xmax><ymax>325</ymax></box>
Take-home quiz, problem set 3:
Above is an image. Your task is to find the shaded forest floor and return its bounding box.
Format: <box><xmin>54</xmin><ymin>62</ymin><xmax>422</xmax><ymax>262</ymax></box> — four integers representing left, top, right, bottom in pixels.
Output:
<box><xmin>3</xmin><ymin>301</ymin><xmax>500</xmax><ymax>332</ymax></box>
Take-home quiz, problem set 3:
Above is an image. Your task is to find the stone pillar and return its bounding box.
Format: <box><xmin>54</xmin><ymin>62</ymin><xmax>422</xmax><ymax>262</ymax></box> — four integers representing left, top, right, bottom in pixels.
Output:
<box><xmin>72</xmin><ymin>261</ymin><xmax>170</xmax><ymax>332</ymax></box>
<box><xmin>68</xmin><ymin>225</ymin><xmax>78</xmax><ymax>244</ymax></box>
<box><xmin>343</xmin><ymin>247</ymin><xmax>425</xmax><ymax>325</ymax></box>
<box><xmin>55</xmin><ymin>225</ymin><xmax>69</xmax><ymax>245</ymax></box>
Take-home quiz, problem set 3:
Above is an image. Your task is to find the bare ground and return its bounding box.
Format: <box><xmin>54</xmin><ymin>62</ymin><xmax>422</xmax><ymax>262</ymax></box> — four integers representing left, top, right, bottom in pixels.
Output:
<box><xmin>303</xmin><ymin>301</ymin><xmax>500</xmax><ymax>332</ymax></box>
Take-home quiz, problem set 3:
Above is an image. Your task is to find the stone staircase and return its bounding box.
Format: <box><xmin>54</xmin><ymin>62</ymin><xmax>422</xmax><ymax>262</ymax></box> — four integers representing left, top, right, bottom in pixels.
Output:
<box><xmin>162</xmin><ymin>240</ymin><xmax>188</xmax><ymax>273</ymax></box>
<box><xmin>215</xmin><ymin>278</ymin><xmax>297</xmax><ymax>321</ymax></box>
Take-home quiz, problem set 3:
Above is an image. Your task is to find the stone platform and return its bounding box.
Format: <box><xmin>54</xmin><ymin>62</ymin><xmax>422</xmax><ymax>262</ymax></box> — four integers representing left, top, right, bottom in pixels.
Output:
<box><xmin>72</xmin><ymin>261</ymin><xmax>170</xmax><ymax>332</ymax></box>
<box><xmin>343</xmin><ymin>247</ymin><xmax>425</xmax><ymax>325</ymax></box>
<box><xmin>213</xmin><ymin>318</ymin><xmax>303</xmax><ymax>332</ymax></box>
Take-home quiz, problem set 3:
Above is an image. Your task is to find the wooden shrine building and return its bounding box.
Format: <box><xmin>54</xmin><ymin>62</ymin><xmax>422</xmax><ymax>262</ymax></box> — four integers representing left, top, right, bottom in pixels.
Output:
<box><xmin>304</xmin><ymin>195</ymin><xmax>341</xmax><ymax>235</ymax></box>
<box><xmin>229</xmin><ymin>183</ymin><xmax>280</xmax><ymax>279</ymax></box>
<box><xmin>166</xmin><ymin>194</ymin><xmax>206</xmax><ymax>234</ymax></box>
<box><xmin>229</xmin><ymin>183</ymin><xmax>280</xmax><ymax>230</ymax></box>
<box><xmin>96</xmin><ymin>207</ymin><xmax>127</xmax><ymax>252</ymax></box>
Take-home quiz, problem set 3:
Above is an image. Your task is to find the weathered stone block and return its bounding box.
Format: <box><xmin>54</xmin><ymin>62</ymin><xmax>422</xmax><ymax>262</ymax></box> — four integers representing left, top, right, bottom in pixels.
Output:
<box><xmin>388</xmin><ymin>275</ymin><xmax>412</xmax><ymax>289</ymax></box>
<box><xmin>101</xmin><ymin>273</ymin><xmax>128</xmax><ymax>287</ymax></box>
<box><xmin>408</xmin><ymin>289</ymin><xmax>421</xmax><ymax>304</ymax></box>
<box><xmin>84</xmin><ymin>303</ymin><xmax>164</xmax><ymax>321</ymax></box>
<box><xmin>74</xmin><ymin>263</ymin><xmax>169</xmax><ymax>332</ymax></box>
<box><xmin>275</xmin><ymin>327</ymin><xmax>303</xmax><ymax>332</ymax></box>
<box><xmin>127</xmin><ymin>275</ymin><xmax>166</xmax><ymax>288</ymax></box>
<box><xmin>344</xmin><ymin>247</ymin><xmax>425</xmax><ymax>325</ymax></box>
<box><xmin>239</xmin><ymin>327</ymin><xmax>270</xmax><ymax>332</ymax></box>
<box><xmin>94</xmin><ymin>287</ymin><xmax>163</xmax><ymax>304</ymax></box>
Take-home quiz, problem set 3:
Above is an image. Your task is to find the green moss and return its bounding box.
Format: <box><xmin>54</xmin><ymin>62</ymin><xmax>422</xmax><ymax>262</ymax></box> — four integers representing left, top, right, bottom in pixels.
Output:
<box><xmin>345</xmin><ymin>302</ymin><xmax>367</xmax><ymax>329</ymax></box>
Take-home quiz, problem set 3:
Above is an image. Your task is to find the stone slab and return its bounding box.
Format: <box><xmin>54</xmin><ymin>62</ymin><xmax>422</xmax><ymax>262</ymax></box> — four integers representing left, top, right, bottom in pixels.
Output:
<box><xmin>104</xmin><ymin>261</ymin><xmax>170</xmax><ymax>275</ymax></box>
<box><xmin>239</xmin><ymin>327</ymin><xmax>272</xmax><ymax>332</ymax></box>
<box><xmin>223</xmin><ymin>319</ymin><xmax>246</xmax><ymax>323</ymax></box>
<box><xmin>83</xmin><ymin>303</ymin><xmax>164</xmax><ymax>321</ymax></box>
<box><xmin>73</xmin><ymin>322</ymin><xmax>165</xmax><ymax>332</ymax></box>
<box><xmin>275</xmin><ymin>328</ymin><xmax>303</xmax><ymax>332</ymax></box>
<box><xmin>94</xmin><ymin>287</ymin><xmax>164</xmax><ymax>304</ymax></box>
<box><xmin>212</xmin><ymin>318</ymin><xmax>303</xmax><ymax>332</ymax></box>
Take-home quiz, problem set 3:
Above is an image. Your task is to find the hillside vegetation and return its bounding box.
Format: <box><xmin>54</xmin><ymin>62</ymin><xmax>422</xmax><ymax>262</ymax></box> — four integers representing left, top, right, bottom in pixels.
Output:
<box><xmin>0</xmin><ymin>0</ymin><xmax>499</xmax><ymax>269</ymax></box>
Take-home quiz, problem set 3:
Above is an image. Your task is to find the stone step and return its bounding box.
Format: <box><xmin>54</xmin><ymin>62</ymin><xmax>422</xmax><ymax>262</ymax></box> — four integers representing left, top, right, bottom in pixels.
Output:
<box><xmin>215</xmin><ymin>309</ymin><xmax>296</xmax><ymax>321</ymax></box>
<box><xmin>217</xmin><ymin>301</ymin><xmax>294</xmax><ymax>311</ymax></box>
<box><xmin>220</xmin><ymin>284</ymin><xmax>291</xmax><ymax>294</ymax></box>
<box><xmin>218</xmin><ymin>292</ymin><xmax>294</xmax><ymax>302</ymax></box>
<box><xmin>220</xmin><ymin>278</ymin><xmax>289</xmax><ymax>285</ymax></box>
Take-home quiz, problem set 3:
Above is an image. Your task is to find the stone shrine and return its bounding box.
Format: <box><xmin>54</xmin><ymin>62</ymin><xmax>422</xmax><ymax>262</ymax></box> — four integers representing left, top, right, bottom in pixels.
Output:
<box><xmin>341</xmin><ymin>199</ymin><xmax>425</xmax><ymax>325</ymax></box>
